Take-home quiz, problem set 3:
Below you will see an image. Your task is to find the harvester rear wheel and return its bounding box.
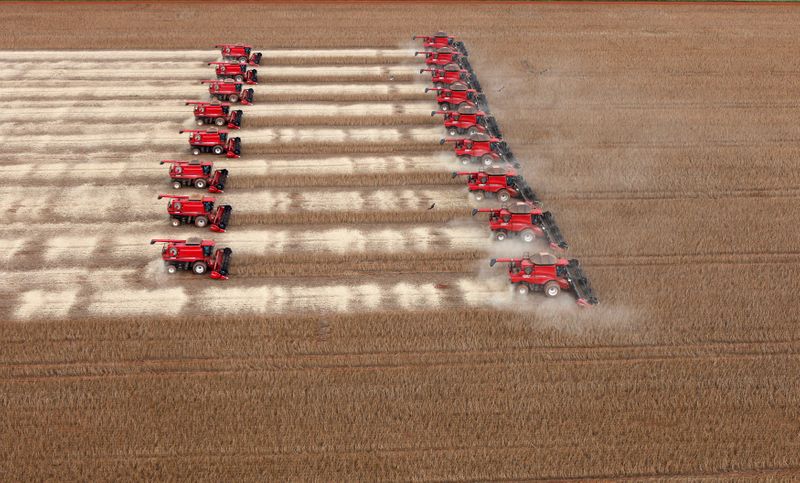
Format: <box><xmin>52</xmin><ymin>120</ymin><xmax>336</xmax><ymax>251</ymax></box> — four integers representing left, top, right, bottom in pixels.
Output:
<box><xmin>196</xmin><ymin>119</ymin><xmax>204</xmax><ymax>126</ymax></box>
<box><xmin>520</xmin><ymin>229</ymin><xmax>535</xmax><ymax>243</ymax></box>
<box><xmin>496</xmin><ymin>189</ymin><xmax>510</xmax><ymax>202</ymax></box>
<box><xmin>516</xmin><ymin>283</ymin><xmax>530</xmax><ymax>295</ymax></box>
<box><xmin>194</xmin><ymin>179</ymin><xmax>207</xmax><ymax>189</ymax></box>
<box><xmin>192</xmin><ymin>148</ymin><xmax>201</xmax><ymax>156</ymax></box>
<box><xmin>439</xmin><ymin>103</ymin><xmax>450</xmax><ymax>111</ymax></box>
<box><xmin>228</xmin><ymin>94</ymin><xmax>239</xmax><ymax>103</ymax></box>
<box><xmin>172</xmin><ymin>181</ymin><xmax>182</xmax><ymax>190</ymax></box>
<box><xmin>213</xmin><ymin>145</ymin><xmax>224</xmax><ymax>155</ymax></box>
<box><xmin>473</xmin><ymin>191</ymin><xmax>484</xmax><ymax>201</ymax></box>
<box><xmin>481</xmin><ymin>155</ymin><xmax>494</xmax><ymax>166</ymax></box>
<box><xmin>495</xmin><ymin>231</ymin><xmax>508</xmax><ymax>241</ymax></box>
<box><xmin>170</xmin><ymin>218</ymin><xmax>181</xmax><ymax>227</ymax></box>
<box><xmin>166</xmin><ymin>264</ymin><xmax>178</xmax><ymax>274</ymax></box>
<box><xmin>235</xmin><ymin>75</ymin><xmax>244</xmax><ymax>82</ymax></box>
<box><xmin>193</xmin><ymin>261</ymin><xmax>207</xmax><ymax>274</ymax></box>
<box><xmin>194</xmin><ymin>216</ymin><xmax>208</xmax><ymax>228</ymax></box>
<box><xmin>238</xmin><ymin>56</ymin><xmax>248</xmax><ymax>63</ymax></box>
<box><xmin>215</xmin><ymin>117</ymin><xmax>226</xmax><ymax>126</ymax></box>
<box><xmin>458</xmin><ymin>156</ymin><xmax>471</xmax><ymax>165</ymax></box>
<box><xmin>544</xmin><ymin>281</ymin><xmax>560</xmax><ymax>297</ymax></box>
<box><xmin>448</xmin><ymin>127</ymin><xmax>458</xmax><ymax>136</ymax></box>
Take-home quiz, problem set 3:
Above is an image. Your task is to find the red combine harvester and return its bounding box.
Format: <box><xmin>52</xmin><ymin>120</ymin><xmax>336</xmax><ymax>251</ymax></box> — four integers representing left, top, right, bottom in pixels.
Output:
<box><xmin>415</xmin><ymin>47</ymin><xmax>466</xmax><ymax>67</ymax></box>
<box><xmin>442</xmin><ymin>133</ymin><xmax>518</xmax><ymax>167</ymax></box>
<box><xmin>185</xmin><ymin>101</ymin><xmax>242</xmax><ymax>129</ymax></box>
<box><xmin>452</xmin><ymin>167</ymin><xmax>537</xmax><ymax>202</ymax></box>
<box><xmin>215</xmin><ymin>43</ymin><xmax>262</xmax><ymax>65</ymax></box>
<box><xmin>413</xmin><ymin>32</ymin><xmax>468</xmax><ymax>54</ymax></box>
<box><xmin>202</xmin><ymin>80</ymin><xmax>254</xmax><ymax>105</ymax></box>
<box><xmin>420</xmin><ymin>63</ymin><xmax>479</xmax><ymax>90</ymax></box>
<box><xmin>161</xmin><ymin>160</ymin><xmax>228</xmax><ymax>192</ymax></box>
<box><xmin>489</xmin><ymin>252</ymin><xmax>598</xmax><ymax>306</ymax></box>
<box><xmin>426</xmin><ymin>82</ymin><xmax>485</xmax><ymax>112</ymax></box>
<box><xmin>209</xmin><ymin>62</ymin><xmax>258</xmax><ymax>84</ymax></box>
<box><xmin>433</xmin><ymin>105</ymin><xmax>500</xmax><ymax>137</ymax></box>
<box><xmin>472</xmin><ymin>202</ymin><xmax>568</xmax><ymax>249</ymax></box>
<box><xmin>158</xmin><ymin>194</ymin><xmax>232</xmax><ymax>232</ymax></box>
<box><xmin>150</xmin><ymin>238</ymin><xmax>232</xmax><ymax>280</ymax></box>
<box><xmin>180</xmin><ymin>129</ymin><xmax>241</xmax><ymax>158</ymax></box>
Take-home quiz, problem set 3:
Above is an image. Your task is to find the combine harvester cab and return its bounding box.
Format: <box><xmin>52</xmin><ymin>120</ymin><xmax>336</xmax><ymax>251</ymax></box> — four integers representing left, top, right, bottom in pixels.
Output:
<box><xmin>158</xmin><ymin>194</ymin><xmax>232</xmax><ymax>232</ymax></box>
<box><xmin>208</xmin><ymin>62</ymin><xmax>258</xmax><ymax>84</ymax></box>
<box><xmin>413</xmin><ymin>31</ymin><xmax>467</xmax><ymax>55</ymax></box>
<box><xmin>202</xmin><ymin>80</ymin><xmax>254</xmax><ymax>105</ymax></box>
<box><xmin>215</xmin><ymin>43</ymin><xmax>262</xmax><ymax>65</ymax></box>
<box><xmin>421</xmin><ymin>63</ymin><xmax>475</xmax><ymax>89</ymax></box>
<box><xmin>433</xmin><ymin>105</ymin><xmax>499</xmax><ymax>137</ymax></box>
<box><xmin>452</xmin><ymin>167</ymin><xmax>537</xmax><ymax>203</ymax></box>
<box><xmin>426</xmin><ymin>82</ymin><xmax>485</xmax><ymax>112</ymax></box>
<box><xmin>489</xmin><ymin>253</ymin><xmax>598</xmax><ymax>306</ymax></box>
<box><xmin>441</xmin><ymin>132</ymin><xmax>518</xmax><ymax>167</ymax></box>
<box><xmin>150</xmin><ymin>238</ymin><xmax>233</xmax><ymax>280</ymax></box>
<box><xmin>472</xmin><ymin>202</ymin><xmax>568</xmax><ymax>249</ymax></box>
<box><xmin>161</xmin><ymin>159</ymin><xmax>228</xmax><ymax>192</ymax></box>
<box><xmin>415</xmin><ymin>47</ymin><xmax>465</xmax><ymax>67</ymax></box>
<box><xmin>180</xmin><ymin>128</ymin><xmax>241</xmax><ymax>158</ymax></box>
<box><xmin>186</xmin><ymin>101</ymin><xmax>242</xmax><ymax>129</ymax></box>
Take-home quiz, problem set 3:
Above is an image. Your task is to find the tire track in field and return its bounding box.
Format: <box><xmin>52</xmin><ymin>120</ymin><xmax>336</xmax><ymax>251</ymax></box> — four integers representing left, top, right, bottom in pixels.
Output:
<box><xmin>545</xmin><ymin>187</ymin><xmax>800</xmax><ymax>201</ymax></box>
<box><xmin>4</xmin><ymin>338</ymin><xmax>800</xmax><ymax>382</ymax></box>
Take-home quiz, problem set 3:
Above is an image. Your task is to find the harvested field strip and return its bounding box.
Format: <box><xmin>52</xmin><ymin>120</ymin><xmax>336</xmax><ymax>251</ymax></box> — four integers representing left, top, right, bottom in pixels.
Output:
<box><xmin>0</xmin><ymin>153</ymin><xmax>454</xmax><ymax>176</ymax></box>
<box><xmin>4</xmin><ymin>101</ymin><xmax>436</xmax><ymax>121</ymax></box>
<box><xmin>0</xmin><ymin>185</ymin><xmax>467</xmax><ymax>222</ymax></box>
<box><xmin>1</xmin><ymin>64</ymin><xmax>421</xmax><ymax>82</ymax></box>
<box><xmin>233</xmin><ymin>251</ymin><xmax>482</xmax><ymax>277</ymax></box>
<box><xmin>0</xmin><ymin>126</ymin><xmax>443</xmax><ymax>153</ymax></box>
<box><xmin>0</xmin><ymin>49</ymin><xmax>415</xmax><ymax>62</ymax></box>
<box><xmin>231</xmin><ymin>208</ymin><xmax>468</xmax><ymax>226</ymax></box>
<box><xmin>0</xmin><ymin>82</ymin><xmax>428</xmax><ymax>101</ymax></box>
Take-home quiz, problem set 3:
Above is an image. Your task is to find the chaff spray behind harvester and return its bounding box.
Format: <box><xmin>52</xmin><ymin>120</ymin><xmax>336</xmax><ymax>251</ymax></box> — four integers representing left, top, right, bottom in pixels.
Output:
<box><xmin>416</xmin><ymin>32</ymin><xmax>598</xmax><ymax>305</ymax></box>
<box><xmin>150</xmin><ymin>44</ymin><xmax>265</xmax><ymax>279</ymax></box>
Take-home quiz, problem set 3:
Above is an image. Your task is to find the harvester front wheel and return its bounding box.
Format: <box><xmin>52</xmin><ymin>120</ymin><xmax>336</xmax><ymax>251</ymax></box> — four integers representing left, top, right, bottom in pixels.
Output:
<box><xmin>215</xmin><ymin>117</ymin><xmax>226</xmax><ymax>126</ymax></box>
<box><xmin>195</xmin><ymin>216</ymin><xmax>208</xmax><ymax>228</ymax></box>
<box><xmin>191</xmin><ymin>148</ymin><xmax>201</xmax><ymax>156</ymax></box>
<box><xmin>495</xmin><ymin>231</ymin><xmax>508</xmax><ymax>241</ymax></box>
<box><xmin>228</xmin><ymin>94</ymin><xmax>239</xmax><ymax>103</ymax></box>
<box><xmin>496</xmin><ymin>189</ymin><xmax>510</xmax><ymax>202</ymax></box>
<box><xmin>516</xmin><ymin>283</ymin><xmax>530</xmax><ymax>295</ymax></box>
<box><xmin>194</xmin><ymin>179</ymin><xmax>207</xmax><ymax>189</ymax></box>
<box><xmin>193</xmin><ymin>261</ymin><xmax>207</xmax><ymax>275</ymax></box>
<box><xmin>473</xmin><ymin>191</ymin><xmax>484</xmax><ymax>201</ymax></box>
<box><xmin>166</xmin><ymin>264</ymin><xmax>178</xmax><ymax>274</ymax></box>
<box><xmin>520</xmin><ymin>229</ymin><xmax>535</xmax><ymax>243</ymax></box>
<box><xmin>170</xmin><ymin>218</ymin><xmax>181</xmax><ymax>227</ymax></box>
<box><xmin>544</xmin><ymin>281</ymin><xmax>560</xmax><ymax>298</ymax></box>
<box><xmin>213</xmin><ymin>145</ymin><xmax>224</xmax><ymax>155</ymax></box>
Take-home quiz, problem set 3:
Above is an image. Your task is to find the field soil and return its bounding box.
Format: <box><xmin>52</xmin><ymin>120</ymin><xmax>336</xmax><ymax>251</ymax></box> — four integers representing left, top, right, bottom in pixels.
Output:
<box><xmin>2</xmin><ymin>2</ymin><xmax>800</xmax><ymax>481</ymax></box>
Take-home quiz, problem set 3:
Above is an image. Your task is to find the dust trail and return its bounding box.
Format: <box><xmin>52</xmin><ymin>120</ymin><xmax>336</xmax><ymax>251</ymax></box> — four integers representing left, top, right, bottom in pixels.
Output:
<box><xmin>0</xmin><ymin>49</ymin><xmax>415</xmax><ymax>62</ymax></box>
<box><xmin>87</xmin><ymin>288</ymin><xmax>187</xmax><ymax>316</ymax></box>
<box><xmin>14</xmin><ymin>289</ymin><xmax>80</xmax><ymax>319</ymax></box>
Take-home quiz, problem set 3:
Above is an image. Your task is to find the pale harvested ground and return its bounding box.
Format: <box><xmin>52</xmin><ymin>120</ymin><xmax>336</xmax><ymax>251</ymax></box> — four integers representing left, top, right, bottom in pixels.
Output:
<box><xmin>2</xmin><ymin>3</ymin><xmax>800</xmax><ymax>481</ymax></box>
